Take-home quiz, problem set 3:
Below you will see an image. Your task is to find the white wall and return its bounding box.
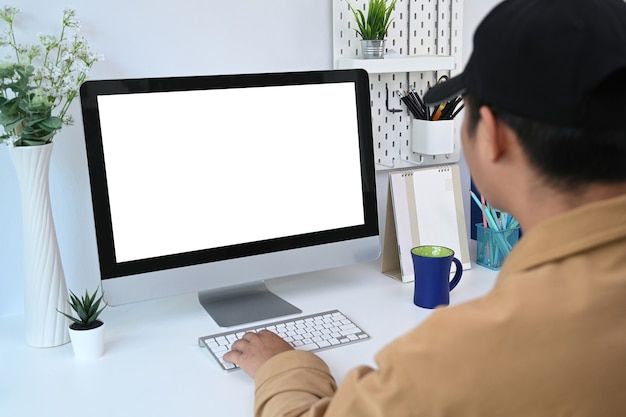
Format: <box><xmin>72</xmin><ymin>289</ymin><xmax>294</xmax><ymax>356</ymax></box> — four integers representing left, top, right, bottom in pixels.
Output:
<box><xmin>0</xmin><ymin>0</ymin><xmax>332</xmax><ymax>317</ymax></box>
<box><xmin>0</xmin><ymin>0</ymin><xmax>501</xmax><ymax>318</ymax></box>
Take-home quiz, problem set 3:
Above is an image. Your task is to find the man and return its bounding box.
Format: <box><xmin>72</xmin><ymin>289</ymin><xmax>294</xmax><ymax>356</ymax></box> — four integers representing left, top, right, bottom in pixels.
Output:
<box><xmin>224</xmin><ymin>0</ymin><xmax>626</xmax><ymax>415</ymax></box>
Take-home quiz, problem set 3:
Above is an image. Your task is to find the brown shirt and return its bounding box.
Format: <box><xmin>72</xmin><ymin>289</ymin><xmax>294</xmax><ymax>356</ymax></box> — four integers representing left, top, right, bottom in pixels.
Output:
<box><xmin>254</xmin><ymin>194</ymin><xmax>626</xmax><ymax>417</ymax></box>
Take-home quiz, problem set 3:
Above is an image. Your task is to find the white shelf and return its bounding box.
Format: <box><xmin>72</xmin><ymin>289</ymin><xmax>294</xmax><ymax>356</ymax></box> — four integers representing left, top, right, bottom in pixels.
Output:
<box><xmin>375</xmin><ymin>159</ymin><xmax>420</xmax><ymax>171</ymax></box>
<box><xmin>336</xmin><ymin>55</ymin><xmax>455</xmax><ymax>74</ymax></box>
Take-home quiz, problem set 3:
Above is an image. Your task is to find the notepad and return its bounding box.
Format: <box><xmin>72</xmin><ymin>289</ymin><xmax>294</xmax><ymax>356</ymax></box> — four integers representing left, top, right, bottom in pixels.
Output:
<box><xmin>382</xmin><ymin>165</ymin><xmax>471</xmax><ymax>283</ymax></box>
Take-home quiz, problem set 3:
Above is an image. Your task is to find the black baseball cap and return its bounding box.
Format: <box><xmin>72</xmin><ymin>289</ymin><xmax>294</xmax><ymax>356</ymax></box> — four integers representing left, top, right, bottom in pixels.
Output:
<box><xmin>423</xmin><ymin>0</ymin><xmax>626</xmax><ymax>127</ymax></box>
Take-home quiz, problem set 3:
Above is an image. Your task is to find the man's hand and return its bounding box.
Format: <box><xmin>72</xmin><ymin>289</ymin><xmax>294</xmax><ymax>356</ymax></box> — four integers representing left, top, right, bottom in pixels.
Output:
<box><xmin>223</xmin><ymin>330</ymin><xmax>294</xmax><ymax>377</ymax></box>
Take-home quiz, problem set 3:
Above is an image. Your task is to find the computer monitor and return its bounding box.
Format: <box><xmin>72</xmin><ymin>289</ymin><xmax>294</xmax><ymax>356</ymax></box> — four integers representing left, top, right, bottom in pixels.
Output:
<box><xmin>79</xmin><ymin>69</ymin><xmax>380</xmax><ymax>327</ymax></box>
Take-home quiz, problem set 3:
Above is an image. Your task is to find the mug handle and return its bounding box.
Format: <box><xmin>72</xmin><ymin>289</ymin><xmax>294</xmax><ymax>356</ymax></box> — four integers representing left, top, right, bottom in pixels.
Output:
<box><xmin>449</xmin><ymin>257</ymin><xmax>463</xmax><ymax>291</ymax></box>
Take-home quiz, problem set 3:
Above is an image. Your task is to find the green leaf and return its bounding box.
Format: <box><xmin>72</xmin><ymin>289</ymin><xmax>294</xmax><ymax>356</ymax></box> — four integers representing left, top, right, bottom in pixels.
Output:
<box><xmin>58</xmin><ymin>288</ymin><xmax>107</xmax><ymax>327</ymax></box>
<box><xmin>348</xmin><ymin>0</ymin><xmax>396</xmax><ymax>40</ymax></box>
<box><xmin>57</xmin><ymin>310</ymin><xmax>81</xmax><ymax>325</ymax></box>
<box><xmin>25</xmin><ymin>116</ymin><xmax>47</xmax><ymax>126</ymax></box>
<box><xmin>18</xmin><ymin>138</ymin><xmax>49</xmax><ymax>146</ymax></box>
<box><xmin>3</xmin><ymin>117</ymin><xmax>25</xmax><ymax>132</ymax></box>
<box><xmin>38</xmin><ymin>116</ymin><xmax>62</xmax><ymax>130</ymax></box>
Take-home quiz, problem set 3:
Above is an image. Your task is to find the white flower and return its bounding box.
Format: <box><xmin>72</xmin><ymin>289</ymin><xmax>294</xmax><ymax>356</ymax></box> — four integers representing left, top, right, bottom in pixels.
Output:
<box><xmin>3</xmin><ymin>134</ymin><xmax>18</xmax><ymax>147</ymax></box>
<box><xmin>0</xmin><ymin>7</ymin><xmax>102</xmax><ymax>145</ymax></box>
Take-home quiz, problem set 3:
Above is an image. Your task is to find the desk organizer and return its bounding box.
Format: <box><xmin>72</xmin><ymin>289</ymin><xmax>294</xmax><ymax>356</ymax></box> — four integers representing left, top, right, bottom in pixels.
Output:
<box><xmin>475</xmin><ymin>223</ymin><xmax>521</xmax><ymax>270</ymax></box>
<box><xmin>332</xmin><ymin>0</ymin><xmax>464</xmax><ymax>169</ymax></box>
<box><xmin>411</xmin><ymin>119</ymin><xmax>455</xmax><ymax>155</ymax></box>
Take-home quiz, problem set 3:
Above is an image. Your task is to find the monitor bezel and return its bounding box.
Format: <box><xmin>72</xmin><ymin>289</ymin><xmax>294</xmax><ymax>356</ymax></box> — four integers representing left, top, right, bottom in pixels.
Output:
<box><xmin>80</xmin><ymin>69</ymin><xmax>378</xmax><ymax>281</ymax></box>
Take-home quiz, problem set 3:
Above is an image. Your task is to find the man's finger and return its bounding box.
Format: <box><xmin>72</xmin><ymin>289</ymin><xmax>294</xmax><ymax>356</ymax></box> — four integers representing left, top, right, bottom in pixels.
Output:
<box><xmin>223</xmin><ymin>349</ymin><xmax>241</xmax><ymax>364</ymax></box>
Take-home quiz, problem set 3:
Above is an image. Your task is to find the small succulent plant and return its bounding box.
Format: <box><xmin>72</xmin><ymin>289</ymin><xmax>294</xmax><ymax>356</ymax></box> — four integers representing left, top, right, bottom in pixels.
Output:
<box><xmin>58</xmin><ymin>288</ymin><xmax>107</xmax><ymax>330</ymax></box>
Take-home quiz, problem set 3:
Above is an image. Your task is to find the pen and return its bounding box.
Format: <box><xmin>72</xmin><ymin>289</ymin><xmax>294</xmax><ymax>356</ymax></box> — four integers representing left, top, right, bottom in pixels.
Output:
<box><xmin>398</xmin><ymin>91</ymin><xmax>424</xmax><ymax>119</ymax></box>
<box><xmin>441</xmin><ymin>97</ymin><xmax>462</xmax><ymax>120</ymax></box>
<box><xmin>431</xmin><ymin>102</ymin><xmax>446</xmax><ymax>121</ymax></box>
<box><xmin>410</xmin><ymin>87</ymin><xmax>428</xmax><ymax>118</ymax></box>
<box><xmin>407</xmin><ymin>93</ymin><xmax>425</xmax><ymax>119</ymax></box>
<box><xmin>401</xmin><ymin>84</ymin><xmax>462</xmax><ymax>121</ymax></box>
<box><xmin>480</xmin><ymin>195</ymin><xmax>488</xmax><ymax>228</ymax></box>
<box><xmin>470</xmin><ymin>191</ymin><xmax>499</xmax><ymax>231</ymax></box>
<box><xmin>449</xmin><ymin>103</ymin><xmax>465</xmax><ymax>120</ymax></box>
<box><xmin>470</xmin><ymin>191</ymin><xmax>513</xmax><ymax>253</ymax></box>
<box><xmin>438</xmin><ymin>101</ymin><xmax>454</xmax><ymax>120</ymax></box>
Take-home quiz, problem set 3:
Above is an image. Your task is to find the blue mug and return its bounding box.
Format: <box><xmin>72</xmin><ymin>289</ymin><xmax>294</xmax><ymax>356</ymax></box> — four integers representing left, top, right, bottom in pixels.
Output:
<box><xmin>411</xmin><ymin>245</ymin><xmax>463</xmax><ymax>309</ymax></box>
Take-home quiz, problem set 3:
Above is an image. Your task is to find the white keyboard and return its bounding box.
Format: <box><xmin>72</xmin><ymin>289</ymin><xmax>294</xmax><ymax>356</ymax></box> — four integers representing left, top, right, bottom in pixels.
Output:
<box><xmin>198</xmin><ymin>309</ymin><xmax>370</xmax><ymax>371</ymax></box>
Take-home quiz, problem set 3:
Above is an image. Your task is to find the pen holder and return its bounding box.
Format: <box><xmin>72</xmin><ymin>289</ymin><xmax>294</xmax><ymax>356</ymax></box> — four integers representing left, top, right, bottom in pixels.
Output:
<box><xmin>411</xmin><ymin>119</ymin><xmax>455</xmax><ymax>155</ymax></box>
<box><xmin>475</xmin><ymin>223</ymin><xmax>520</xmax><ymax>270</ymax></box>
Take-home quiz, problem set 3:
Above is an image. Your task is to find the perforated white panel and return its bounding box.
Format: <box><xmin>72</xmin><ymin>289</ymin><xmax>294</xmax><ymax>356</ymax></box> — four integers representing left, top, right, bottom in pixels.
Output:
<box><xmin>333</xmin><ymin>0</ymin><xmax>464</xmax><ymax>169</ymax></box>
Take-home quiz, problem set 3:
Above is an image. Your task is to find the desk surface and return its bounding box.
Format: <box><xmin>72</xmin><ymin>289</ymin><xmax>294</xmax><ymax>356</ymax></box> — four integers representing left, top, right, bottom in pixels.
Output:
<box><xmin>0</xmin><ymin>260</ymin><xmax>498</xmax><ymax>417</ymax></box>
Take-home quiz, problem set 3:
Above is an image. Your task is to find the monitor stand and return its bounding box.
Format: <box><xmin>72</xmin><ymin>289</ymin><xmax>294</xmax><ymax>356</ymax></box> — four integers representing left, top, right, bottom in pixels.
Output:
<box><xmin>198</xmin><ymin>281</ymin><xmax>302</xmax><ymax>327</ymax></box>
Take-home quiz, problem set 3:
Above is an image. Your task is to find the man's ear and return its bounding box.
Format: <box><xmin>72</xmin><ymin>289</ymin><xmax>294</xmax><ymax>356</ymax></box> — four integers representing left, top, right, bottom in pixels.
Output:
<box><xmin>478</xmin><ymin>105</ymin><xmax>505</xmax><ymax>162</ymax></box>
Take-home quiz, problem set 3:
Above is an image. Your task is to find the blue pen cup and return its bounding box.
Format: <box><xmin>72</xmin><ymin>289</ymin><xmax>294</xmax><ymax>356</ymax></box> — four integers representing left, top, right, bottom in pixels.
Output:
<box><xmin>411</xmin><ymin>246</ymin><xmax>463</xmax><ymax>309</ymax></box>
<box><xmin>476</xmin><ymin>223</ymin><xmax>520</xmax><ymax>270</ymax></box>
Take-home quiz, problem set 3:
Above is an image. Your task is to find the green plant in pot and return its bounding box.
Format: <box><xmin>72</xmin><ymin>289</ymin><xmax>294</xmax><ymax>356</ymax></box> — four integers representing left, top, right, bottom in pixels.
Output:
<box><xmin>1</xmin><ymin>6</ymin><xmax>102</xmax><ymax>348</ymax></box>
<box><xmin>348</xmin><ymin>0</ymin><xmax>397</xmax><ymax>59</ymax></box>
<box><xmin>58</xmin><ymin>288</ymin><xmax>107</xmax><ymax>360</ymax></box>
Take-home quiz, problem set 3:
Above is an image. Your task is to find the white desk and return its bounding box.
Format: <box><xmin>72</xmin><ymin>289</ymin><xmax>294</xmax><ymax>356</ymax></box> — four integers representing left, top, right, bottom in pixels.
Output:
<box><xmin>0</xmin><ymin>260</ymin><xmax>498</xmax><ymax>417</ymax></box>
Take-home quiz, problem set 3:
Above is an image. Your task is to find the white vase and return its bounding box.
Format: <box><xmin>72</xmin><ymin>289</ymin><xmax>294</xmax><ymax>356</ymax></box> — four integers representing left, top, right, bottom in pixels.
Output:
<box><xmin>69</xmin><ymin>321</ymin><xmax>105</xmax><ymax>360</ymax></box>
<box><xmin>9</xmin><ymin>143</ymin><xmax>70</xmax><ymax>348</ymax></box>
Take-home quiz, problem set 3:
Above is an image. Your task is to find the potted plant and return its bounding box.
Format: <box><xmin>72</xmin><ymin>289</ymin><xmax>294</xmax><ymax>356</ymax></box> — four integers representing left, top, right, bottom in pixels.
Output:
<box><xmin>0</xmin><ymin>6</ymin><xmax>101</xmax><ymax>347</ymax></box>
<box><xmin>58</xmin><ymin>288</ymin><xmax>107</xmax><ymax>360</ymax></box>
<box><xmin>348</xmin><ymin>0</ymin><xmax>397</xmax><ymax>59</ymax></box>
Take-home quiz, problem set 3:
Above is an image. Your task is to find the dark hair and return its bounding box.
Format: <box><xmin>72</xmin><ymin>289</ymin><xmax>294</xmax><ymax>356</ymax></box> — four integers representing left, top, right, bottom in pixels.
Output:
<box><xmin>464</xmin><ymin>71</ymin><xmax>626</xmax><ymax>190</ymax></box>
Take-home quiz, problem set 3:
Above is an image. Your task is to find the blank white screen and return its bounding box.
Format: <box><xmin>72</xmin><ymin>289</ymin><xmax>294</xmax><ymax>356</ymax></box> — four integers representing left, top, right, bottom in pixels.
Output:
<box><xmin>97</xmin><ymin>82</ymin><xmax>365</xmax><ymax>263</ymax></box>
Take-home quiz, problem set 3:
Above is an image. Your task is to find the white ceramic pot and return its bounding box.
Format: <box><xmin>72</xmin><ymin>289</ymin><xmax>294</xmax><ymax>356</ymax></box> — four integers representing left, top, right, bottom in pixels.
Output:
<box><xmin>69</xmin><ymin>321</ymin><xmax>105</xmax><ymax>360</ymax></box>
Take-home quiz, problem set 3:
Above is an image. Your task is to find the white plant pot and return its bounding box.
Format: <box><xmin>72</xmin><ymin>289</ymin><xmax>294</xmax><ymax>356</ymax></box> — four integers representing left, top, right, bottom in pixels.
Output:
<box><xmin>8</xmin><ymin>143</ymin><xmax>70</xmax><ymax>347</ymax></box>
<box><xmin>69</xmin><ymin>321</ymin><xmax>105</xmax><ymax>360</ymax></box>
